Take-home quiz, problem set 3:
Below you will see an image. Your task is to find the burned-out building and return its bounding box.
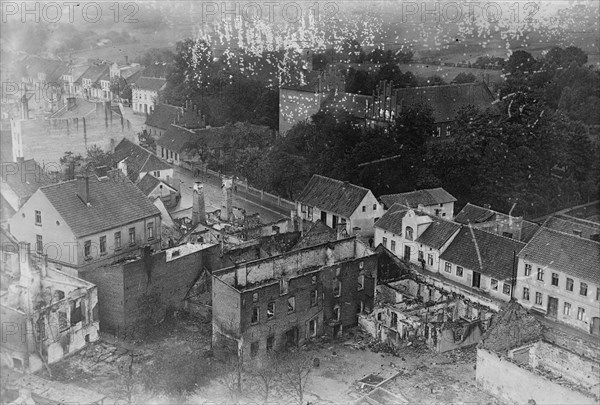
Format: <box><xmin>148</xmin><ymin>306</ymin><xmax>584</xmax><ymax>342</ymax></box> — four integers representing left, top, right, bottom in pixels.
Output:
<box><xmin>0</xmin><ymin>232</ymin><xmax>99</xmax><ymax>373</ymax></box>
<box><xmin>211</xmin><ymin>237</ymin><xmax>377</xmax><ymax>361</ymax></box>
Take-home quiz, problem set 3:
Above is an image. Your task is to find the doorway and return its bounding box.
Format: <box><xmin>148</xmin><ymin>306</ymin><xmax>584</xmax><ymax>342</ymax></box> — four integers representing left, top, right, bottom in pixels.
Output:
<box><xmin>333</xmin><ymin>324</ymin><xmax>342</xmax><ymax>339</ymax></box>
<box><xmin>472</xmin><ymin>271</ymin><xmax>481</xmax><ymax>288</ymax></box>
<box><xmin>321</xmin><ymin>211</ymin><xmax>327</xmax><ymax>223</ymax></box>
<box><xmin>403</xmin><ymin>245</ymin><xmax>411</xmax><ymax>261</ymax></box>
<box><xmin>547</xmin><ymin>297</ymin><xmax>558</xmax><ymax>318</ymax></box>
<box><xmin>285</xmin><ymin>327</ymin><xmax>298</xmax><ymax>348</ymax></box>
<box><xmin>592</xmin><ymin>317</ymin><xmax>600</xmax><ymax>336</ymax></box>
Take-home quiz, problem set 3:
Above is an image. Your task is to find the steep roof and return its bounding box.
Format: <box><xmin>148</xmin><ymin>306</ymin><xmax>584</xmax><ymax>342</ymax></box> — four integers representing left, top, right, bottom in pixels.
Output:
<box><xmin>416</xmin><ymin>218</ymin><xmax>461</xmax><ymax>250</ymax></box>
<box><xmin>297</xmin><ymin>175</ymin><xmax>371</xmax><ymax>218</ymax></box>
<box><xmin>113</xmin><ymin>138</ymin><xmax>171</xmax><ymax>179</ymax></box>
<box><xmin>76</xmin><ymin>64</ymin><xmax>110</xmax><ymax>84</ymax></box>
<box><xmin>21</xmin><ymin>56</ymin><xmax>68</xmax><ymax>83</ymax></box>
<box><xmin>479</xmin><ymin>300</ymin><xmax>544</xmax><ymax>353</ymax></box>
<box><xmin>1</xmin><ymin>159</ymin><xmax>56</xmax><ymax>202</ymax></box>
<box><xmin>156</xmin><ymin>125</ymin><xmax>202</xmax><ymax>153</ymax></box>
<box><xmin>454</xmin><ymin>203</ymin><xmax>541</xmax><ymax>243</ymax></box>
<box><xmin>145</xmin><ymin>104</ymin><xmax>182</xmax><ymax>130</ymax></box>
<box><xmin>394</xmin><ymin>82</ymin><xmax>497</xmax><ymax>123</ymax></box>
<box><xmin>374</xmin><ymin>203</ymin><xmax>408</xmax><ymax>234</ymax></box>
<box><xmin>136</xmin><ymin>173</ymin><xmax>176</xmax><ymax>196</ymax></box>
<box><xmin>134</xmin><ymin>77</ymin><xmax>167</xmax><ymax>92</ymax></box>
<box><xmin>440</xmin><ymin>227</ymin><xmax>525</xmax><ymax>280</ymax></box>
<box><xmin>380</xmin><ymin>188</ymin><xmax>456</xmax><ymax>209</ymax></box>
<box><xmin>519</xmin><ymin>227</ymin><xmax>600</xmax><ymax>285</ymax></box>
<box><xmin>38</xmin><ymin>173</ymin><xmax>160</xmax><ymax>238</ymax></box>
<box><xmin>543</xmin><ymin>215</ymin><xmax>600</xmax><ymax>241</ymax></box>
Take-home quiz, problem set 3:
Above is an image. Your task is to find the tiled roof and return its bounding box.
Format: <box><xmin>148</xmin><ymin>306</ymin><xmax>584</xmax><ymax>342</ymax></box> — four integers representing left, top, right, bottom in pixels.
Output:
<box><xmin>114</xmin><ymin>138</ymin><xmax>171</xmax><ymax>179</ymax></box>
<box><xmin>374</xmin><ymin>203</ymin><xmax>408</xmax><ymax>234</ymax></box>
<box><xmin>1</xmin><ymin>159</ymin><xmax>56</xmax><ymax>202</ymax></box>
<box><xmin>297</xmin><ymin>175</ymin><xmax>371</xmax><ymax>218</ymax></box>
<box><xmin>136</xmin><ymin>173</ymin><xmax>176</xmax><ymax>196</ymax></box>
<box><xmin>76</xmin><ymin>64</ymin><xmax>110</xmax><ymax>84</ymax></box>
<box><xmin>454</xmin><ymin>203</ymin><xmax>540</xmax><ymax>243</ymax></box>
<box><xmin>320</xmin><ymin>92</ymin><xmax>371</xmax><ymax>118</ymax></box>
<box><xmin>145</xmin><ymin>104</ymin><xmax>182</xmax><ymax>130</ymax></box>
<box><xmin>380</xmin><ymin>188</ymin><xmax>457</xmax><ymax>209</ymax></box>
<box><xmin>394</xmin><ymin>82</ymin><xmax>497</xmax><ymax>123</ymax></box>
<box><xmin>416</xmin><ymin>218</ymin><xmax>461</xmax><ymax>250</ymax></box>
<box><xmin>454</xmin><ymin>203</ymin><xmax>495</xmax><ymax>224</ymax></box>
<box><xmin>440</xmin><ymin>227</ymin><xmax>525</xmax><ymax>280</ymax></box>
<box><xmin>519</xmin><ymin>227</ymin><xmax>600</xmax><ymax>285</ymax></box>
<box><xmin>21</xmin><ymin>56</ymin><xmax>68</xmax><ymax>83</ymax></box>
<box><xmin>135</xmin><ymin>77</ymin><xmax>166</xmax><ymax>92</ymax></box>
<box><xmin>38</xmin><ymin>173</ymin><xmax>160</xmax><ymax>238</ymax></box>
<box><xmin>543</xmin><ymin>215</ymin><xmax>600</xmax><ymax>241</ymax></box>
<box><xmin>156</xmin><ymin>125</ymin><xmax>200</xmax><ymax>153</ymax></box>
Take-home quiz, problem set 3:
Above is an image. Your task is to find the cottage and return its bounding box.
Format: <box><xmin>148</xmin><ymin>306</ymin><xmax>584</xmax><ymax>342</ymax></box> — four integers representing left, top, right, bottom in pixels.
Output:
<box><xmin>1</xmin><ymin>157</ymin><xmax>56</xmax><ymax>212</ymax></box>
<box><xmin>296</xmin><ymin>175</ymin><xmax>384</xmax><ymax>238</ymax></box>
<box><xmin>380</xmin><ymin>187</ymin><xmax>456</xmax><ymax>218</ymax></box>
<box><xmin>113</xmin><ymin>138</ymin><xmax>173</xmax><ymax>182</ymax></box>
<box><xmin>132</xmin><ymin>77</ymin><xmax>167</xmax><ymax>115</ymax></box>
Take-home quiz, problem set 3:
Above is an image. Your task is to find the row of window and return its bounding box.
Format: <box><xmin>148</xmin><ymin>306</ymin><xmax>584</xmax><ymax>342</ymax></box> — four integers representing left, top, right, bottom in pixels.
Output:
<box><xmin>160</xmin><ymin>147</ymin><xmax>179</xmax><ymax>161</ymax></box>
<box><xmin>35</xmin><ymin>224</ymin><xmax>154</xmax><ymax>256</ymax></box>
<box><xmin>522</xmin><ymin>287</ymin><xmax>587</xmax><ymax>321</ymax></box>
<box><xmin>524</xmin><ymin>263</ymin><xmax>597</xmax><ymax>298</ymax></box>
<box><xmin>361</xmin><ymin>204</ymin><xmax>378</xmax><ymax>212</ymax></box>
<box><xmin>249</xmin><ymin>319</ymin><xmax>319</xmax><ymax>358</ymax></box>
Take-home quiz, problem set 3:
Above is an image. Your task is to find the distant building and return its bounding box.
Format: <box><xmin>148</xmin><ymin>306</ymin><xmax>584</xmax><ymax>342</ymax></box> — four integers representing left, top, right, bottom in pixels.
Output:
<box><xmin>8</xmin><ymin>172</ymin><xmax>162</xmax><ymax>275</ymax></box>
<box><xmin>113</xmin><ymin>138</ymin><xmax>173</xmax><ymax>182</ymax></box>
<box><xmin>132</xmin><ymin>77</ymin><xmax>167</xmax><ymax>115</ymax></box>
<box><xmin>136</xmin><ymin>173</ymin><xmax>180</xmax><ymax>209</ymax></box>
<box><xmin>144</xmin><ymin>104</ymin><xmax>183</xmax><ymax>138</ymax></box>
<box><xmin>366</xmin><ymin>81</ymin><xmax>498</xmax><ymax>139</ymax></box>
<box><xmin>380</xmin><ymin>187</ymin><xmax>456</xmax><ymax>219</ymax></box>
<box><xmin>74</xmin><ymin>62</ymin><xmax>112</xmax><ymax>101</ymax></box>
<box><xmin>515</xmin><ymin>227</ymin><xmax>600</xmax><ymax>335</ymax></box>
<box><xmin>212</xmin><ymin>237</ymin><xmax>377</xmax><ymax>361</ymax></box>
<box><xmin>0</xmin><ymin>230</ymin><xmax>99</xmax><ymax>373</ymax></box>
<box><xmin>296</xmin><ymin>175</ymin><xmax>384</xmax><ymax>238</ymax></box>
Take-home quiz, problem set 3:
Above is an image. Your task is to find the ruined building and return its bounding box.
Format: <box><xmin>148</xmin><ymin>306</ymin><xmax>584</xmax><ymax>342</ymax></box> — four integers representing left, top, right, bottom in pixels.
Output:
<box><xmin>0</xmin><ymin>230</ymin><xmax>99</xmax><ymax>373</ymax></box>
<box><xmin>212</xmin><ymin>237</ymin><xmax>377</xmax><ymax>361</ymax></box>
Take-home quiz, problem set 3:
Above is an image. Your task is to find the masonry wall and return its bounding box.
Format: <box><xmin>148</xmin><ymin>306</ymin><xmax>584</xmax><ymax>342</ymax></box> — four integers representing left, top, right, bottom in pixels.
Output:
<box><xmin>532</xmin><ymin>341</ymin><xmax>600</xmax><ymax>389</ymax></box>
<box><xmin>476</xmin><ymin>348</ymin><xmax>598</xmax><ymax>405</ymax></box>
<box><xmin>79</xmin><ymin>265</ymin><xmax>126</xmax><ymax>332</ymax></box>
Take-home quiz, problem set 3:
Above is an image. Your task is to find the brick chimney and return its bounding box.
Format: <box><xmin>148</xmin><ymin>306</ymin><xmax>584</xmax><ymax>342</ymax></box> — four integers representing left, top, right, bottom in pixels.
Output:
<box><xmin>20</xmin><ymin>94</ymin><xmax>29</xmax><ymax>120</ymax></box>
<box><xmin>192</xmin><ymin>182</ymin><xmax>206</xmax><ymax>225</ymax></box>
<box><xmin>95</xmin><ymin>165</ymin><xmax>108</xmax><ymax>178</ymax></box>
<box><xmin>76</xmin><ymin>175</ymin><xmax>90</xmax><ymax>204</ymax></box>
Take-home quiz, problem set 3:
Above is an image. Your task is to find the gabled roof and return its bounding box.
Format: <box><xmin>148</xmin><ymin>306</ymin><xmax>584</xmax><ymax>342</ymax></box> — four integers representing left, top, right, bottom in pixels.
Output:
<box><xmin>136</xmin><ymin>173</ymin><xmax>176</xmax><ymax>196</ymax></box>
<box><xmin>1</xmin><ymin>159</ymin><xmax>56</xmax><ymax>202</ymax></box>
<box><xmin>134</xmin><ymin>77</ymin><xmax>167</xmax><ymax>92</ymax></box>
<box><xmin>37</xmin><ymin>173</ymin><xmax>160</xmax><ymax>238</ymax></box>
<box><xmin>76</xmin><ymin>64</ymin><xmax>110</xmax><ymax>84</ymax></box>
<box><xmin>113</xmin><ymin>138</ymin><xmax>171</xmax><ymax>179</ymax></box>
<box><xmin>380</xmin><ymin>188</ymin><xmax>456</xmax><ymax>209</ymax></box>
<box><xmin>374</xmin><ymin>203</ymin><xmax>408</xmax><ymax>234</ymax></box>
<box><xmin>543</xmin><ymin>215</ymin><xmax>600</xmax><ymax>241</ymax></box>
<box><xmin>416</xmin><ymin>218</ymin><xmax>461</xmax><ymax>250</ymax></box>
<box><xmin>21</xmin><ymin>56</ymin><xmax>68</xmax><ymax>83</ymax></box>
<box><xmin>297</xmin><ymin>175</ymin><xmax>371</xmax><ymax>218</ymax></box>
<box><xmin>394</xmin><ymin>82</ymin><xmax>497</xmax><ymax>123</ymax></box>
<box><xmin>440</xmin><ymin>227</ymin><xmax>525</xmax><ymax>280</ymax></box>
<box><xmin>156</xmin><ymin>125</ymin><xmax>199</xmax><ymax>153</ymax></box>
<box><xmin>519</xmin><ymin>227</ymin><xmax>600</xmax><ymax>285</ymax></box>
<box><xmin>145</xmin><ymin>104</ymin><xmax>183</xmax><ymax>130</ymax></box>
<box><xmin>454</xmin><ymin>203</ymin><xmax>541</xmax><ymax>243</ymax></box>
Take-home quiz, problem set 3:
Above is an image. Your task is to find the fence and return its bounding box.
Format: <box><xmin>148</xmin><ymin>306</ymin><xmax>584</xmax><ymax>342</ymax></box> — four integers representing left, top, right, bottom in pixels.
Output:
<box><xmin>202</xmin><ymin>167</ymin><xmax>295</xmax><ymax>212</ymax></box>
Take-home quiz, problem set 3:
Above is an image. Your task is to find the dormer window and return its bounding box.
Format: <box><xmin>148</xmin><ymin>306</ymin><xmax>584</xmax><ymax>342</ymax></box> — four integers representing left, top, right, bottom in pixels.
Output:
<box><xmin>405</xmin><ymin>226</ymin><xmax>413</xmax><ymax>241</ymax></box>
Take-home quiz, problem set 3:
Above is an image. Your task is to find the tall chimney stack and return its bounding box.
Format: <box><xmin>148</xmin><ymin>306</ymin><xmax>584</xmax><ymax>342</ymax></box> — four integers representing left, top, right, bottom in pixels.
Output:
<box><xmin>20</xmin><ymin>94</ymin><xmax>29</xmax><ymax>120</ymax></box>
<box><xmin>76</xmin><ymin>175</ymin><xmax>90</xmax><ymax>204</ymax></box>
<box><xmin>192</xmin><ymin>182</ymin><xmax>206</xmax><ymax>225</ymax></box>
<box><xmin>221</xmin><ymin>176</ymin><xmax>233</xmax><ymax>222</ymax></box>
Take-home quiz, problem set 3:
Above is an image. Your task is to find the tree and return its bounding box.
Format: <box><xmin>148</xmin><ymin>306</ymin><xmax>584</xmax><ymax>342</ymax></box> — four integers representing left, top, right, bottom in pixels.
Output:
<box><xmin>277</xmin><ymin>350</ymin><xmax>313</xmax><ymax>405</ymax></box>
<box><xmin>504</xmin><ymin>50</ymin><xmax>538</xmax><ymax>75</ymax></box>
<box><xmin>453</xmin><ymin>72</ymin><xmax>477</xmax><ymax>84</ymax></box>
<box><xmin>251</xmin><ymin>351</ymin><xmax>280</xmax><ymax>402</ymax></box>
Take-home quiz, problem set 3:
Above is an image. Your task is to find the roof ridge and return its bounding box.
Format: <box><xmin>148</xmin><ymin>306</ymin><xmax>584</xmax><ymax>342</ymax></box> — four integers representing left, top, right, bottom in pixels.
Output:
<box><xmin>468</xmin><ymin>225</ymin><xmax>526</xmax><ymax>246</ymax></box>
<box><xmin>537</xmin><ymin>225</ymin><xmax>600</xmax><ymax>245</ymax></box>
<box><xmin>313</xmin><ymin>174</ymin><xmax>370</xmax><ymax>192</ymax></box>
